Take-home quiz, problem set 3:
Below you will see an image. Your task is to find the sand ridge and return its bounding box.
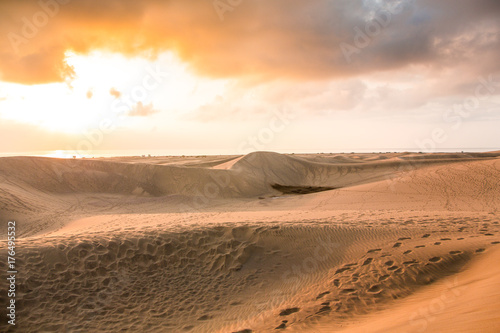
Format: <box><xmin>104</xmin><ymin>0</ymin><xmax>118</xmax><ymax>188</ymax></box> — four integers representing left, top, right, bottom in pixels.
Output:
<box><xmin>1</xmin><ymin>151</ymin><xmax>499</xmax><ymax>237</ymax></box>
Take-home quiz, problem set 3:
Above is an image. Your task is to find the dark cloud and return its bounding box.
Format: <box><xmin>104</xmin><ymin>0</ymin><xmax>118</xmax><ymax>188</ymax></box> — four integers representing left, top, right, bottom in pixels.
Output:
<box><xmin>0</xmin><ymin>0</ymin><xmax>499</xmax><ymax>84</ymax></box>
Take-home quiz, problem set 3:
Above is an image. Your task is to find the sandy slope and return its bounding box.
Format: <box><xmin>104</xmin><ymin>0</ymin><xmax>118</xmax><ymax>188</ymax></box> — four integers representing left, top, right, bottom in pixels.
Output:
<box><xmin>0</xmin><ymin>151</ymin><xmax>499</xmax><ymax>332</ymax></box>
<box><xmin>331</xmin><ymin>246</ymin><xmax>500</xmax><ymax>333</ymax></box>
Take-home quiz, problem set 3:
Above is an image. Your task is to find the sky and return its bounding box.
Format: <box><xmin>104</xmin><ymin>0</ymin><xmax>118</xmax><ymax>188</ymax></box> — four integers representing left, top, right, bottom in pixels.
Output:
<box><xmin>1</xmin><ymin>0</ymin><xmax>499</xmax><ymax>156</ymax></box>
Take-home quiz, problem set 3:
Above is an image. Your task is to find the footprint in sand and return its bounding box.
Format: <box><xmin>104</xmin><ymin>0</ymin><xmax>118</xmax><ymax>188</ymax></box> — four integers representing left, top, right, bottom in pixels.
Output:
<box><xmin>333</xmin><ymin>279</ymin><xmax>340</xmax><ymax>287</ymax></box>
<box><xmin>398</xmin><ymin>237</ymin><xmax>411</xmax><ymax>241</ymax></box>
<box><xmin>279</xmin><ymin>308</ymin><xmax>300</xmax><ymax>316</ymax></box>
<box><xmin>429</xmin><ymin>257</ymin><xmax>442</xmax><ymax>263</ymax></box>
<box><xmin>316</xmin><ymin>306</ymin><xmax>332</xmax><ymax>314</ymax></box>
<box><xmin>403</xmin><ymin>259</ymin><xmax>418</xmax><ymax>265</ymax></box>
<box><xmin>316</xmin><ymin>291</ymin><xmax>330</xmax><ymax>300</ymax></box>
<box><xmin>367</xmin><ymin>284</ymin><xmax>383</xmax><ymax>294</ymax></box>
<box><xmin>449</xmin><ymin>251</ymin><xmax>463</xmax><ymax>255</ymax></box>
<box><xmin>415</xmin><ymin>245</ymin><xmax>425</xmax><ymax>248</ymax></box>
<box><xmin>422</xmin><ymin>234</ymin><xmax>431</xmax><ymax>238</ymax></box>
<box><xmin>393</xmin><ymin>242</ymin><xmax>402</xmax><ymax>248</ymax></box>
<box><xmin>335</xmin><ymin>267</ymin><xmax>352</xmax><ymax>274</ymax></box>
<box><xmin>387</xmin><ymin>265</ymin><xmax>399</xmax><ymax>271</ymax></box>
<box><xmin>340</xmin><ymin>288</ymin><xmax>357</xmax><ymax>295</ymax></box>
<box><xmin>384</xmin><ymin>260</ymin><xmax>394</xmax><ymax>266</ymax></box>
<box><xmin>275</xmin><ymin>320</ymin><xmax>288</xmax><ymax>329</ymax></box>
<box><xmin>362</xmin><ymin>258</ymin><xmax>373</xmax><ymax>266</ymax></box>
<box><xmin>403</xmin><ymin>250</ymin><xmax>413</xmax><ymax>255</ymax></box>
<box><xmin>378</xmin><ymin>274</ymin><xmax>390</xmax><ymax>282</ymax></box>
<box><xmin>492</xmin><ymin>241</ymin><xmax>500</xmax><ymax>245</ymax></box>
<box><xmin>475</xmin><ymin>248</ymin><xmax>485</xmax><ymax>253</ymax></box>
<box><xmin>434</xmin><ymin>242</ymin><xmax>441</xmax><ymax>245</ymax></box>
<box><xmin>367</xmin><ymin>248</ymin><xmax>382</xmax><ymax>253</ymax></box>
<box><xmin>440</xmin><ymin>238</ymin><xmax>451</xmax><ymax>241</ymax></box>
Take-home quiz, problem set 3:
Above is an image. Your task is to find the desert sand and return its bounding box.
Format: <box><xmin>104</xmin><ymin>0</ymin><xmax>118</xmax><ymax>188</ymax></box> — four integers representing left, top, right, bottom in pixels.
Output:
<box><xmin>1</xmin><ymin>151</ymin><xmax>500</xmax><ymax>332</ymax></box>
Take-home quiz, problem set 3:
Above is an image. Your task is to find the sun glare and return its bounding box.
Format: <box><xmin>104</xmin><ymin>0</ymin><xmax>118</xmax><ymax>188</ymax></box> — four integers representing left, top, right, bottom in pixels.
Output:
<box><xmin>43</xmin><ymin>150</ymin><xmax>78</xmax><ymax>159</ymax></box>
<box><xmin>0</xmin><ymin>50</ymin><xmax>227</xmax><ymax>135</ymax></box>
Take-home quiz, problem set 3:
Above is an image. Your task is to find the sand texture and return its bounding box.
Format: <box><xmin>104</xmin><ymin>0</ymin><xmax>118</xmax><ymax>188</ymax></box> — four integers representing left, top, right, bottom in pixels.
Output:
<box><xmin>1</xmin><ymin>151</ymin><xmax>500</xmax><ymax>332</ymax></box>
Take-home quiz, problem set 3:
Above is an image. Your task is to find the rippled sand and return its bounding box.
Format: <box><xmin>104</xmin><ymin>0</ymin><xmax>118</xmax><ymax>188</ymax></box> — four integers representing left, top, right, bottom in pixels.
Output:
<box><xmin>1</xmin><ymin>151</ymin><xmax>499</xmax><ymax>332</ymax></box>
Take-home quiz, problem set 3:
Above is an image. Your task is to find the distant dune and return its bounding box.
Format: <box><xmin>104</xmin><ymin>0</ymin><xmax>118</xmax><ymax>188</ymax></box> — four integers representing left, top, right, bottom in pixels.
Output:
<box><xmin>1</xmin><ymin>151</ymin><xmax>500</xmax><ymax>332</ymax></box>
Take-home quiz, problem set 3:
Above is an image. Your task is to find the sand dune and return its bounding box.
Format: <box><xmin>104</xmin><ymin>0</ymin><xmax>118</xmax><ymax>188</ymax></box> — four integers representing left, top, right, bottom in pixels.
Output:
<box><xmin>331</xmin><ymin>246</ymin><xmax>500</xmax><ymax>333</ymax></box>
<box><xmin>1</xmin><ymin>151</ymin><xmax>499</xmax><ymax>332</ymax></box>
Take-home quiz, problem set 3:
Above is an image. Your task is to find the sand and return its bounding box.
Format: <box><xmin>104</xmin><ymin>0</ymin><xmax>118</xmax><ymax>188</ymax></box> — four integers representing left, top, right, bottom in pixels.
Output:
<box><xmin>0</xmin><ymin>151</ymin><xmax>499</xmax><ymax>332</ymax></box>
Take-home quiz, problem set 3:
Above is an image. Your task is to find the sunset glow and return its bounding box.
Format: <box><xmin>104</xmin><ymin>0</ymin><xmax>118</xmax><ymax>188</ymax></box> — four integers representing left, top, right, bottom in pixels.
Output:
<box><xmin>2</xmin><ymin>2</ymin><xmax>500</xmax><ymax>332</ymax></box>
<box><xmin>0</xmin><ymin>0</ymin><xmax>499</xmax><ymax>154</ymax></box>
<box><xmin>0</xmin><ymin>50</ymin><xmax>227</xmax><ymax>135</ymax></box>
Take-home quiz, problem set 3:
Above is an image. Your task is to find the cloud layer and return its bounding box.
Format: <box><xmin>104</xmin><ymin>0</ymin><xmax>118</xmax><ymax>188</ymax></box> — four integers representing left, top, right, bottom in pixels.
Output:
<box><xmin>1</xmin><ymin>0</ymin><xmax>499</xmax><ymax>84</ymax></box>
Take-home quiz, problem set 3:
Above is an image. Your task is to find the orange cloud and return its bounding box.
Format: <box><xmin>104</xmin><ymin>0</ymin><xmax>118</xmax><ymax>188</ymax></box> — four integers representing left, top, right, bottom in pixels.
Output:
<box><xmin>128</xmin><ymin>102</ymin><xmax>158</xmax><ymax>117</ymax></box>
<box><xmin>1</xmin><ymin>0</ymin><xmax>499</xmax><ymax>84</ymax></box>
<box><xmin>109</xmin><ymin>87</ymin><xmax>121</xmax><ymax>98</ymax></box>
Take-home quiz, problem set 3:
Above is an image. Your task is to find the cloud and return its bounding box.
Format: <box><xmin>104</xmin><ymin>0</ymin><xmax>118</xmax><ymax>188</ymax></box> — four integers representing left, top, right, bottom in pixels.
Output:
<box><xmin>0</xmin><ymin>0</ymin><xmax>499</xmax><ymax>84</ymax></box>
<box><xmin>109</xmin><ymin>87</ymin><xmax>121</xmax><ymax>98</ymax></box>
<box><xmin>86</xmin><ymin>89</ymin><xmax>93</xmax><ymax>99</ymax></box>
<box><xmin>127</xmin><ymin>102</ymin><xmax>158</xmax><ymax>117</ymax></box>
